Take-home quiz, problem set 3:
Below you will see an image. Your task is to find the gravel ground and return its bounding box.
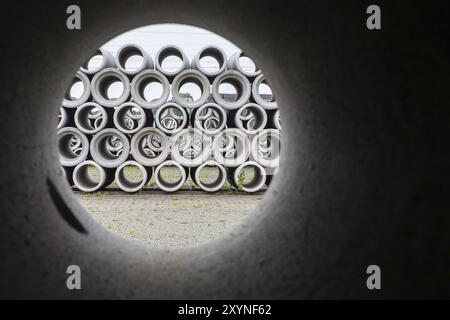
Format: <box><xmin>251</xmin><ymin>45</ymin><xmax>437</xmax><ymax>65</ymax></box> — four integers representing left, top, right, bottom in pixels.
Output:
<box><xmin>75</xmin><ymin>190</ymin><xmax>263</xmax><ymax>248</ymax></box>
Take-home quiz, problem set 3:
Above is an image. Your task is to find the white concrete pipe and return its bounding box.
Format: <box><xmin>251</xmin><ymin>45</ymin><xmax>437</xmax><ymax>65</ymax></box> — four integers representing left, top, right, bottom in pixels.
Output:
<box><xmin>130</xmin><ymin>69</ymin><xmax>170</xmax><ymax>109</ymax></box>
<box><xmin>90</xmin><ymin>128</ymin><xmax>130</xmax><ymax>168</ymax></box>
<box><xmin>62</xmin><ymin>71</ymin><xmax>91</xmax><ymax>108</ymax></box>
<box><xmin>90</xmin><ymin>68</ymin><xmax>130</xmax><ymax>107</ymax></box>
<box><xmin>191</xmin><ymin>45</ymin><xmax>227</xmax><ymax>79</ymax></box>
<box><xmin>113</xmin><ymin>102</ymin><xmax>152</xmax><ymax>134</ymax></box>
<box><xmin>73</xmin><ymin>160</ymin><xmax>115</xmax><ymax>192</ymax></box>
<box><xmin>155</xmin><ymin>102</ymin><xmax>188</xmax><ymax>135</ymax></box>
<box><xmin>251</xmin><ymin>129</ymin><xmax>281</xmax><ymax>168</ymax></box>
<box><xmin>80</xmin><ymin>48</ymin><xmax>116</xmax><ymax>75</ymax></box>
<box><xmin>212</xmin><ymin>128</ymin><xmax>250</xmax><ymax>167</ymax></box>
<box><xmin>115</xmin><ymin>160</ymin><xmax>151</xmax><ymax>193</ymax></box>
<box><xmin>57</xmin><ymin>127</ymin><xmax>90</xmax><ymax>167</ymax></box>
<box><xmin>191</xmin><ymin>160</ymin><xmax>227</xmax><ymax>192</ymax></box>
<box><xmin>212</xmin><ymin>70</ymin><xmax>251</xmax><ymax>110</ymax></box>
<box><xmin>154</xmin><ymin>45</ymin><xmax>190</xmax><ymax>80</ymax></box>
<box><xmin>74</xmin><ymin>102</ymin><xmax>111</xmax><ymax>134</ymax></box>
<box><xmin>130</xmin><ymin>127</ymin><xmax>170</xmax><ymax>167</ymax></box>
<box><xmin>227</xmin><ymin>50</ymin><xmax>261</xmax><ymax>78</ymax></box>
<box><xmin>228</xmin><ymin>161</ymin><xmax>266</xmax><ymax>193</ymax></box>
<box><xmin>251</xmin><ymin>74</ymin><xmax>278</xmax><ymax>109</ymax></box>
<box><xmin>154</xmin><ymin>160</ymin><xmax>188</xmax><ymax>192</ymax></box>
<box><xmin>115</xmin><ymin>44</ymin><xmax>154</xmax><ymax>76</ymax></box>
<box><xmin>171</xmin><ymin>69</ymin><xmax>210</xmax><ymax>109</ymax></box>
<box><xmin>170</xmin><ymin>128</ymin><xmax>212</xmax><ymax>167</ymax></box>
<box><xmin>191</xmin><ymin>103</ymin><xmax>227</xmax><ymax>135</ymax></box>
<box><xmin>229</xmin><ymin>103</ymin><xmax>267</xmax><ymax>135</ymax></box>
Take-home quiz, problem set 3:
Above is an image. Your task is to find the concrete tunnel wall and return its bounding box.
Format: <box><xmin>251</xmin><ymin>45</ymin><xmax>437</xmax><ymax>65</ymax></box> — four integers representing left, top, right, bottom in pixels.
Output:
<box><xmin>0</xmin><ymin>0</ymin><xmax>449</xmax><ymax>299</ymax></box>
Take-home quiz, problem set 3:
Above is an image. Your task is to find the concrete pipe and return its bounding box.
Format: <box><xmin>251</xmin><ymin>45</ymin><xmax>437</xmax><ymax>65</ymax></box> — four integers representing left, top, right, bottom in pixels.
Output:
<box><xmin>229</xmin><ymin>103</ymin><xmax>268</xmax><ymax>135</ymax></box>
<box><xmin>57</xmin><ymin>107</ymin><xmax>68</xmax><ymax>129</ymax></box>
<box><xmin>57</xmin><ymin>127</ymin><xmax>89</xmax><ymax>167</ymax></box>
<box><xmin>155</xmin><ymin>102</ymin><xmax>188</xmax><ymax>135</ymax></box>
<box><xmin>212</xmin><ymin>70</ymin><xmax>251</xmax><ymax>110</ymax></box>
<box><xmin>170</xmin><ymin>128</ymin><xmax>212</xmax><ymax>167</ymax></box>
<box><xmin>74</xmin><ymin>102</ymin><xmax>112</xmax><ymax>135</ymax></box>
<box><xmin>113</xmin><ymin>102</ymin><xmax>152</xmax><ymax>135</ymax></box>
<box><xmin>212</xmin><ymin>128</ymin><xmax>250</xmax><ymax>167</ymax></box>
<box><xmin>80</xmin><ymin>48</ymin><xmax>116</xmax><ymax>75</ymax></box>
<box><xmin>90</xmin><ymin>68</ymin><xmax>130</xmax><ymax>108</ymax></box>
<box><xmin>251</xmin><ymin>74</ymin><xmax>277</xmax><ymax>110</ymax></box>
<box><xmin>130</xmin><ymin>70</ymin><xmax>170</xmax><ymax>109</ymax></box>
<box><xmin>115</xmin><ymin>160</ymin><xmax>151</xmax><ymax>193</ymax></box>
<box><xmin>251</xmin><ymin>129</ymin><xmax>281</xmax><ymax>168</ymax></box>
<box><xmin>171</xmin><ymin>69</ymin><xmax>210</xmax><ymax>109</ymax></box>
<box><xmin>130</xmin><ymin>127</ymin><xmax>170</xmax><ymax>167</ymax></box>
<box><xmin>90</xmin><ymin>128</ymin><xmax>130</xmax><ymax>168</ymax></box>
<box><xmin>191</xmin><ymin>160</ymin><xmax>227</xmax><ymax>192</ymax></box>
<box><xmin>72</xmin><ymin>160</ymin><xmax>114</xmax><ymax>193</ymax></box>
<box><xmin>154</xmin><ymin>45</ymin><xmax>190</xmax><ymax>80</ymax></box>
<box><xmin>115</xmin><ymin>44</ymin><xmax>154</xmax><ymax>76</ymax></box>
<box><xmin>191</xmin><ymin>103</ymin><xmax>227</xmax><ymax>135</ymax></box>
<box><xmin>228</xmin><ymin>161</ymin><xmax>266</xmax><ymax>193</ymax></box>
<box><xmin>266</xmin><ymin>109</ymin><xmax>281</xmax><ymax>130</ymax></box>
<box><xmin>62</xmin><ymin>71</ymin><xmax>91</xmax><ymax>108</ymax></box>
<box><xmin>154</xmin><ymin>160</ymin><xmax>188</xmax><ymax>193</ymax></box>
<box><xmin>227</xmin><ymin>50</ymin><xmax>261</xmax><ymax>79</ymax></box>
<box><xmin>191</xmin><ymin>45</ymin><xmax>227</xmax><ymax>80</ymax></box>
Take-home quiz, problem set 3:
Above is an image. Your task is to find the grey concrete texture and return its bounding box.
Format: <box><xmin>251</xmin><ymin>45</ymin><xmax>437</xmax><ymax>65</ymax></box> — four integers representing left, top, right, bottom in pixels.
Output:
<box><xmin>0</xmin><ymin>0</ymin><xmax>449</xmax><ymax>299</ymax></box>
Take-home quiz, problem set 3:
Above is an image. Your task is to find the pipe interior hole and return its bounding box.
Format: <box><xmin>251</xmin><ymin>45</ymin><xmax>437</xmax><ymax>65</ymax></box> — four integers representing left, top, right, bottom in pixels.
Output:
<box><xmin>199</xmin><ymin>165</ymin><xmax>222</xmax><ymax>187</ymax></box>
<box><xmin>259</xmin><ymin>82</ymin><xmax>274</xmax><ymax>102</ymax></box>
<box><xmin>158</xmin><ymin>165</ymin><xmax>183</xmax><ymax>188</ymax></box>
<box><xmin>119</xmin><ymin>165</ymin><xmax>145</xmax><ymax>188</ymax></box>
<box><xmin>238</xmin><ymin>55</ymin><xmax>257</xmax><ymax>73</ymax></box>
<box><xmin>199</xmin><ymin>55</ymin><xmax>221</xmax><ymax>72</ymax></box>
<box><xmin>140</xmin><ymin>80</ymin><xmax>163</xmax><ymax>102</ymax></box>
<box><xmin>179</xmin><ymin>80</ymin><xmax>202</xmax><ymax>102</ymax></box>
<box><xmin>66</xmin><ymin>79</ymin><xmax>85</xmax><ymax>100</ymax></box>
<box><xmin>100</xmin><ymin>77</ymin><xmax>124</xmax><ymax>100</ymax></box>
<box><xmin>59</xmin><ymin>133</ymin><xmax>83</xmax><ymax>159</ymax></box>
<box><xmin>161</xmin><ymin>54</ymin><xmax>183</xmax><ymax>72</ymax></box>
<box><xmin>219</xmin><ymin>82</ymin><xmax>239</xmax><ymax>102</ymax></box>
<box><xmin>98</xmin><ymin>135</ymin><xmax>124</xmax><ymax>160</ymax></box>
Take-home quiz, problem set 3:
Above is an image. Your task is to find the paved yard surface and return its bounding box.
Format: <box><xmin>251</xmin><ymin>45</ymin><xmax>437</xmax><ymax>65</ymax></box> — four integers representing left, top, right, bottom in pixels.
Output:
<box><xmin>75</xmin><ymin>190</ymin><xmax>263</xmax><ymax>248</ymax></box>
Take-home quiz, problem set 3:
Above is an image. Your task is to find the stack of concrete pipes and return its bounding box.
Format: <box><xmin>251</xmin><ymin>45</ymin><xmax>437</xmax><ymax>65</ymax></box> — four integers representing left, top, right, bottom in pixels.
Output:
<box><xmin>58</xmin><ymin>44</ymin><xmax>281</xmax><ymax>193</ymax></box>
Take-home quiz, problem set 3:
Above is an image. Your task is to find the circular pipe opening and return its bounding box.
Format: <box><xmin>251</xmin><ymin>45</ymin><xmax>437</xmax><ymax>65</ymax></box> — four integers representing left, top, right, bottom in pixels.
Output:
<box><xmin>212</xmin><ymin>70</ymin><xmax>251</xmax><ymax>110</ymax></box>
<box><xmin>90</xmin><ymin>128</ymin><xmax>130</xmax><ymax>168</ymax></box>
<box><xmin>192</xmin><ymin>103</ymin><xmax>227</xmax><ymax>135</ymax></box>
<box><xmin>212</xmin><ymin>128</ymin><xmax>250</xmax><ymax>167</ymax></box>
<box><xmin>73</xmin><ymin>160</ymin><xmax>107</xmax><ymax>192</ymax></box>
<box><xmin>231</xmin><ymin>103</ymin><xmax>268</xmax><ymax>135</ymax></box>
<box><xmin>227</xmin><ymin>50</ymin><xmax>261</xmax><ymax>78</ymax></box>
<box><xmin>155</xmin><ymin>102</ymin><xmax>188</xmax><ymax>135</ymax></box>
<box><xmin>154</xmin><ymin>160</ymin><xmax>188</xmax><ymax>192</ymax></box>
<box><xmin>113</xmin><ymin>102</ymin><xmax>149</xmax><ymax>134</ymax></box>
<box><xmin>231</xmin><ymin>161</ymin><xmax>266</xmax><ymax>193</ymax></box>
<box><xmin>251</xmin><ymin>129</ymin><xmax>281</xmax><ymax>168</ymax></box>
<box><xmin>170</xmin><ymin>128</ymin><xmax>211</xmax><ymax>167</ymax></box>
<box><xmin>116</xmin><ymin>44</ymin><xmax>154</xmax><ymax>75</ymax></box>
<box><xmin>74</xmin><ymin>102</ymin><xmax>109</xmax><ymax>134</ymax></box>
<box><xmin>131</xmin><ymin>70</ymin><xmax>170</xmax><ymax>109</ymax></box>
<box><xmin>192</xmin><ymin>160</ymin><xmax>227</xmax><ymax>192</ymax></box>
<box><xmin>57</xmin><ymin>127</ymin><xmax>89</xmax><ymax>167</ymax></box>
<box><xmin>191</xmin><ymin>45</ymin><xmax>227</xmax><ymax>78</ymax></box>
<box><xmin>130</xmin><ymin>127</ymin><xmax>170</xmax><ymax>167</ymax></box>
<box><xmin>115</xmin><ymin>160</ymin><xmax>150</xmax><ymax>193</ymax></box>
<box><xmin>171</xmin><ymin>70</ymin><xmax>210</xmax><ymax>109</ymax></box>
<box><xmin>91</xmin><ymin>68</ymin><xmax>131</xmax><ymax>107</ymax></box>
<box><xmin>155</xmin><ymin>45</ymin><xmax>190</xmax><ymax>78</ymax></box>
